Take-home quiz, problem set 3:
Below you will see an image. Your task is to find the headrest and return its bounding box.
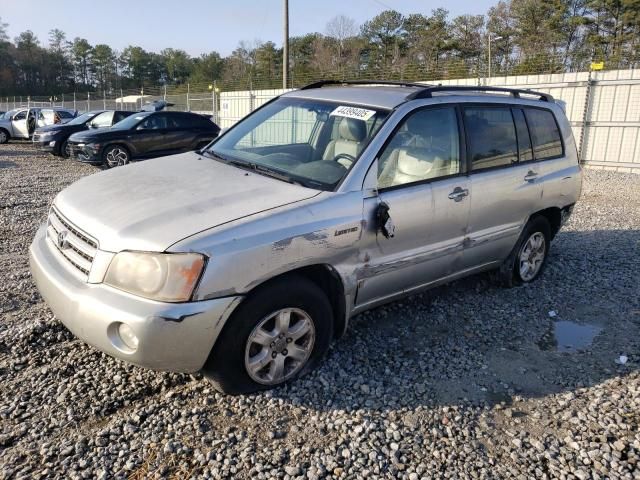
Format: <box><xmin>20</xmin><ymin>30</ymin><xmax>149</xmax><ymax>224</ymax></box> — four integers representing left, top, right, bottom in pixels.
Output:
<box><xmin>339</xmin><ymin>117</ymin><xmax>367</xmax><ymax>142</ymax></box>
<box><xmin>396</xmin><ymin>148</ymin><xmax>434</xmax><ymax>177</ymax></box>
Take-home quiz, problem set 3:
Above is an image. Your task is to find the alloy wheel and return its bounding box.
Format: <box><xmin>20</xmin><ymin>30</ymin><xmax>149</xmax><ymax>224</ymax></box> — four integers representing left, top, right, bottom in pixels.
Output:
<box><xmin>518</xmin><ymin>232</ymin><xmax>546</xmax><ymax>282</ymax></box>
<box><xmin>244</xmin><ymin>308</ymin><xmax>315</xmax><ymax>385</ymax></box>
<box><xmin>106</xmin><ymin>147</ymin><xmax>129</xmax><ymax>167</ymax></box>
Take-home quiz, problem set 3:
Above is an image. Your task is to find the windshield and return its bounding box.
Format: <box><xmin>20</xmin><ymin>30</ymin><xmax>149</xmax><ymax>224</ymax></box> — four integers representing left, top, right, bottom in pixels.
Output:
<box><xmin>111</xmin><ymin>112</ymin><xmax>150</xmax><ymax>130</ymax></box>
<box><xmin>1</xmin><ymin>109</ymin><xmax>19</xmax><ymax>120</ymax></box>
<box><xmin>67</xmin><ymin>111</ymin><xmax>98</xmax><ymax>126</ymax></box>
<box><xmin>206</xmin><ymin>97</ymin><xmax>389</xmax><ymax>190</ymax></box>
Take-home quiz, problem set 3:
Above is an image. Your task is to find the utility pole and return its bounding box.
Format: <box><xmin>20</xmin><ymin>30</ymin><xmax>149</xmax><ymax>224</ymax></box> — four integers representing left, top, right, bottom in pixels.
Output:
<box><xmin>283</xmin><ymin>0</ymin><xmax>289</xmax><ymax>89</ymax></box>
<box><xmin>487</xmin><ymin>34</ymin><xmax>503</xmax><ymax>80</ymax></box>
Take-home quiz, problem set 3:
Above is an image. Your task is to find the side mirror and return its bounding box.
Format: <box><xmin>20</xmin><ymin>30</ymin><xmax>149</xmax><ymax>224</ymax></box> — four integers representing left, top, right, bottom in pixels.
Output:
<box><xmin>375</xmin><ymin>202</ymin><xmax>395</xmax><ymax>239</ymax></box>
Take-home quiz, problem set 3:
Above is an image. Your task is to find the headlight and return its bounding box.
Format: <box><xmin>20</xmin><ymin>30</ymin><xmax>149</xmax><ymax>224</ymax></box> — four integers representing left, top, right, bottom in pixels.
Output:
<box><xmin>104</xmin><ymin>251</ymin><xmax>206</xmax><ymax>302</ymax></box>
<box><xmin>86</xmin><ymin>142</ymin><xmax>101</xmax><ymax>150</ymax></box>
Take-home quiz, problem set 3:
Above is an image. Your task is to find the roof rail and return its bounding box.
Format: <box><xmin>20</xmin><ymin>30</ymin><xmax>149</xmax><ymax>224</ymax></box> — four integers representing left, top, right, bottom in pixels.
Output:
<box><xmin>408</xmin><ymin>85</ymin><xmax>553</xmax><ymax>102</ymax></box>
<box><xmin>299</xmin><ymin>80</ymin><xmax>432</xmax><ymax>90</ymax></box>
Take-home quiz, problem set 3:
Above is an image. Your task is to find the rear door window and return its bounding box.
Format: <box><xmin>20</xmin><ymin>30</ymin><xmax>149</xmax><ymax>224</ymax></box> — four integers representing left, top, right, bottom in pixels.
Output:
<box><xmin>524</xmin><ymin>108</ymin><xmax>563</xmax><ymax>160</ymax></box>
<box><xmin>464</xmin><ymin>107</ymin><xmax>518</xmax><ymax>171</ymax></box>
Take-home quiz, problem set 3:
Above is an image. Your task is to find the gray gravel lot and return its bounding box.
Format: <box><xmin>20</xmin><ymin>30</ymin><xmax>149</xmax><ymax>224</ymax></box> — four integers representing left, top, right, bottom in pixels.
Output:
<box><xmin>1</xmin><ymin>142</ymin><xmax>639</xmax><ymax>479</ymax></box>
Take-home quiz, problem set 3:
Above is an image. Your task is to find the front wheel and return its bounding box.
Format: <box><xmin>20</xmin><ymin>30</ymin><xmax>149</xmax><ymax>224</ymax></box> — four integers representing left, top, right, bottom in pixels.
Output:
<box><xmin>0</xmin><ymin>129</ymin><xmax>9</xmax><ymax>144</ymax></box>
<box><xmin>103</xmin><ymin>145</ymin><xmax>130</xmax><ymax>168</ymax></box>
<box><xmin>60</xmin><ymin>139</ymin><xmax>71</xmax><ymax>159</ymax></box>
<box><xmin>202</xmin><ymin>275</ymin><xmax>334</xmax><ymax>394</ymax></box>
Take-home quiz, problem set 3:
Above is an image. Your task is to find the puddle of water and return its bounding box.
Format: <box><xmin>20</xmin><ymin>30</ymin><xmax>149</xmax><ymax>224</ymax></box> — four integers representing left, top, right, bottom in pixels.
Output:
<box><xmin>538</xmin><ymin>320</ymin><xmax>603</xmax><ymax>352</ymax></box>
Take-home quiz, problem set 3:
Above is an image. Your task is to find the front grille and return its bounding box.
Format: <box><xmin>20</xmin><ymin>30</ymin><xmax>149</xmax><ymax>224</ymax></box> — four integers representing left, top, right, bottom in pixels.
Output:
<box><xmin>46</xmin><ymin>207</ymin><xmax>98</xmax><ymax>278</ymax></box>
<box><xmin>32</xmin><ymin>134</ymin><xmax>40</xmax><ymax>142</ymax></box>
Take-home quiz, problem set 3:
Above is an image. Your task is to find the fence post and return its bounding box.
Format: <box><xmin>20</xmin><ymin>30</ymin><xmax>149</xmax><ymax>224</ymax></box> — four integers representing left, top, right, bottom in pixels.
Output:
<box><xmin>212</xmin><ymin>81</ymin><xmax>218</xmax><ymax>123</ymax></box>
<box><xmin>163</xmin><ymin>84</ymin><xmax>167</xmax><ymax>101</ymax></box>
<box><xmin>73</xmin><ymin>92</ymin><xmax>76</xmax><ymax>111</ymax></box>
<box><xmin>578</xmin><ymin>70</ymin><xmax>595</xmax><ymax>164</ymax></box>
<box><xmin>120</xmin><ymin>88</ymin><xmax>124</xmax><ymax>110</ymax></box>
<box><xmin>187</xmin><ymin>83</ymin><xmax>190</xmax><ymax>111</ymax></box>
<box><xmin>13</xmin><ymin>96</ymin><xmax>16</xmax><ymax>109</ymax></box>
<box><xmin>62</xmin><ymin>93</ymin><xmax>65</xmax><ymax>108</ymax></box>
<box><xmin>103</xmin><ymin>90</ymin><xmax>106</xmax><ymax>110</ymax></box>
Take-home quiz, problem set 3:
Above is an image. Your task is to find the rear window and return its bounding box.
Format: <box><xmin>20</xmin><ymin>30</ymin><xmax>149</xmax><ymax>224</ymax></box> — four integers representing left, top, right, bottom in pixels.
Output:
<box><xmin>464</xmin><ymin>107</ymin><xmax>518</xmax><ymax>171</ymax></box>
<box><xmin>525</xmin><ymin>108</ymin><xmax>563</xmax><ymax>160</ymax></box>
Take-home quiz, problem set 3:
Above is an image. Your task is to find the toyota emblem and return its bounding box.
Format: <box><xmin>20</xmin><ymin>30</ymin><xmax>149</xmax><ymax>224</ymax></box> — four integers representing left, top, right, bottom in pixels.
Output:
<box><xmin>57</xmin><ymin>230</ymin><xmax>69</xmax><ymax>250</ymax></box>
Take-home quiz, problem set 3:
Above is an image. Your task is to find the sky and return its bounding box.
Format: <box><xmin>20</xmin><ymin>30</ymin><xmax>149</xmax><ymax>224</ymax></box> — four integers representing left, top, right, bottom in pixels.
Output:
<box><xmin>2</xmin><ymin>0</ymin><xmax>496</xmax><ymax>57</ymax></box>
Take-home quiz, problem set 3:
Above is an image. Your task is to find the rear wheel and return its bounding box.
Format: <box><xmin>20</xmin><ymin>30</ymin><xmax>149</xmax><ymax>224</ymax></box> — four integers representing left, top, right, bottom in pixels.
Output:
<box><xmin>499</xmin><ymin>216</ymin><xmax>551</xmax><ymax>286</ymax></box>
<box><xmin>0</xmin><ymin>129</ymin><xmax>9</xmax><ymax>144</ymax></box>
<box><xmin>202</xmin><ymin>275</ymin><xmax>333</xmax><ymax>394</ymax></box>
<box><xmin>103</xmin><ymin>145</ymin><xmax>130</xmax><ymax>168</ymax></box>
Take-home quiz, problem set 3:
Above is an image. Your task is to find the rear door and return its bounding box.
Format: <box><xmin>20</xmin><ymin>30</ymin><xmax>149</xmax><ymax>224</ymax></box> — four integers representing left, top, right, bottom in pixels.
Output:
<box><xmin>462</xmin><ymin>105</ymin><xmax>541</xmax><ymax>268</ymax></box>
<box><xmin>357</xmin><ymin>106</ymin><xmax>470</xmax><ymax>307</ymax></box>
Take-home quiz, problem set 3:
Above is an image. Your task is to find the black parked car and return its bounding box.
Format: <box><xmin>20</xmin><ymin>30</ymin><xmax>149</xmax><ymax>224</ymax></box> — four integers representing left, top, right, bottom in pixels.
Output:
<box><xmin>32</xmin><ymin>110</ymin><xmax>135</xmax><ymax>158</ymax></box>
<box><xmin>68</xmin><ymin>111</ymin><xmax>221</xmax><ymax>168</ymax></box>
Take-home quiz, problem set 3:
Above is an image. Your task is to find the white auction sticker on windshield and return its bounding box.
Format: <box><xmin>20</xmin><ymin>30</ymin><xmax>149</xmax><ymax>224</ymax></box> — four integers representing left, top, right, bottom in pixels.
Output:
<box><xmin>330</xmin><ymin>105</ymin><xmax>376</xmax><ymax>121</ymax></box>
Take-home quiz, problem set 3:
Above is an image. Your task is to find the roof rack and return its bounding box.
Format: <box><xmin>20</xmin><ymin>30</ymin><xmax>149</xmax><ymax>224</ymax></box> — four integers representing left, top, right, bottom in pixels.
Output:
<box><xmin>407</xmin><ymin>85</ymin><xmax>553</xmax><ymax>102</ymax></box>
<box><xmin>299</xmin><ymin>80</ymin><xmax>431</xmax><ymax>90</ymax></box>
<box><xmin>298</xmin><ymin>81</ymin><xmax>554</xmax><ymax>103</ymax></box>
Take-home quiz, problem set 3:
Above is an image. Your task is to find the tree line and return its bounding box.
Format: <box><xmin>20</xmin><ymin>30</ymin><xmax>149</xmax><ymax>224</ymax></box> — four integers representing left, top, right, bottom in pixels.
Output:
<box><xmin>0</xmin><ymin>0</ymin><xmax>638</xmax><ymax>96</ymax></box>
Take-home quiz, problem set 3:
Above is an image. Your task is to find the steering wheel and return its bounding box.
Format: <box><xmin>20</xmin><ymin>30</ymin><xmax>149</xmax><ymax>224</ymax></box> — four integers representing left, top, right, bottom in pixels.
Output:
<box><xmin>333</xmin><ymin>153</ymin><xmax>357</xmax><ymax>168</ymax></box>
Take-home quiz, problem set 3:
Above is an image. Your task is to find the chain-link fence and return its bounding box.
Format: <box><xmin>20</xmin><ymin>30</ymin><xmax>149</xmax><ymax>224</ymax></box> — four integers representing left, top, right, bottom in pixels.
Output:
<box><xmin>3</xmin><ymin>52</ymin><xmax>639</xmax><ymax>116</ymax></box>
<box><xmin>2</xmin><ymin>58</ymin><xmax>639</xmax><ymax>172</ymax></box>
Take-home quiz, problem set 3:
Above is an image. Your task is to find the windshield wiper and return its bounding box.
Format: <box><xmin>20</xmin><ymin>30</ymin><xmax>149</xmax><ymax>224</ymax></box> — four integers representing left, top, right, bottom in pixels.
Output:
<box><xmin>203</xmin><ymin>150</ymin><xmax>305</xmax><ymax>187</ymax></box>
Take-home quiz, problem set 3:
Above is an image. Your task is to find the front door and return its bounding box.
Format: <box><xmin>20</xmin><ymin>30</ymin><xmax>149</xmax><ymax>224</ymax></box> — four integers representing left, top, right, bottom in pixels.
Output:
<box><xmin>11</xmin><ymin>109</ymin><xmax>30</xmax><ymax>138</ymax></box>
<box><xmin>356</xmin><ymin>106</ymin><xmax>470</xmax><ymax>308</ymax></box>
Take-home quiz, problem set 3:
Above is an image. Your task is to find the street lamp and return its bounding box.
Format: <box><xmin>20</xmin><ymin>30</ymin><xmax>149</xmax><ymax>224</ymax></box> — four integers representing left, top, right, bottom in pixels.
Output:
<box><xmin>488</xmin><ymin>35</ymin><xmax>503</xmax><ymax>79</ymax></box>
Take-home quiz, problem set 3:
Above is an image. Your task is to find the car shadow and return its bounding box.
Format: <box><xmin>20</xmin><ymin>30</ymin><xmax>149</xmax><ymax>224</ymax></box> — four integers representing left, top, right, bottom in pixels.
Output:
<box><xmin>0</xmin><ymin>160</ymin><xmax>17</xmax><ymax>169</ymax></box>
<box><xmin>0</xmin><ymin>149</ymin><xmax>39</xmax><ymax>158</ymax></box>
<box><xmin>267</xmin><ymin>228</ymin><xmax>640</xmax><ymax>410</ymax></box>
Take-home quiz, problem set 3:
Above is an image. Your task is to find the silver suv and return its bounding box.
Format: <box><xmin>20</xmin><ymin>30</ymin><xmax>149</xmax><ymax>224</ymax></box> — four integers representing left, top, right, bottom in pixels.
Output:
<box><xmin>30</xmin><ymin>82</ymin><xmax>582</xmax><ymax>394</ymax></box>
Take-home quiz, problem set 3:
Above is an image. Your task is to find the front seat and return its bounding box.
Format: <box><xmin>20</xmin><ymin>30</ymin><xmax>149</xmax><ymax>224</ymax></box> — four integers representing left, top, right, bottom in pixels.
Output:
<box><xmin>322</xmin><ymin>117</ymin><xmax>367</xmax><ymax>168</ymax></box>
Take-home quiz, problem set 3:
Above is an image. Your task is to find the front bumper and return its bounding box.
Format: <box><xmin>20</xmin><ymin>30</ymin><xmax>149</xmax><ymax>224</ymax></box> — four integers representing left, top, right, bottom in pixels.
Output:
<box><xmin>69</xmin><ymin>143</ymin><xmax>102</xmax><ymax>163</ymax></box>
<box><xmin>29</xmin><ymin>224</ymin><xmax>242</xmax><ymax>372</ymax></box>
<box><xmin>32</xmin><ymin>135</ymin><xmax>58</xmax><ymax>153</ymax></box>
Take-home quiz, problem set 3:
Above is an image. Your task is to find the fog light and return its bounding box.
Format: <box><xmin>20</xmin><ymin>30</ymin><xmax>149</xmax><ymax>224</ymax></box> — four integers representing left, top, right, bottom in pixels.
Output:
<box><xmin>49</xmin><ymin>141</ymin><xmax>56</xmax><ymax>147</ymax></box>
<box><xmin>117</xmin><ymin>323</ymin><xmax>139</xmax><ymax>350</ymax></box>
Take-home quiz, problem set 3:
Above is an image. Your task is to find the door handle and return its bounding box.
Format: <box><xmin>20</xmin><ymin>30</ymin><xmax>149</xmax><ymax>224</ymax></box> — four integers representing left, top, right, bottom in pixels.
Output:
<box><xmin>448</xmin><ymin>187</ymin><xmax>469</xmax><ymax>202</ymax></box>
<box><xmin>524</xmin><ymin>170</ymin><xmax>538</xmax><ymax>182</ymax></box>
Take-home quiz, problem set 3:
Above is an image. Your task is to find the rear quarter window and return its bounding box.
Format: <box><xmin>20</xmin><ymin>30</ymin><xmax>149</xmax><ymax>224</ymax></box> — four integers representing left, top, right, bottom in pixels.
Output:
<box><xmin>524</xmin><ymin>108</ymin><xmax>563</xmax><ymax>160</ymax></box>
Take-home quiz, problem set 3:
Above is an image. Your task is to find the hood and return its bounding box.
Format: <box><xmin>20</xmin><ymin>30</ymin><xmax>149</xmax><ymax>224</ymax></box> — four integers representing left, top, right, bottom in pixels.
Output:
<box><xmin>54</xmin><ymin>152</ymin><xmax>320</xmax><ymax>252</ymax></box>
<box><xmin>36</xmin><ymin>123</ymin><xmax>85</xmax><ymax>134</ymax></box>
<box><xmin>68</xmin><ymin>127</ymin><xmax>116</xmax><ymax>142</ymax></box>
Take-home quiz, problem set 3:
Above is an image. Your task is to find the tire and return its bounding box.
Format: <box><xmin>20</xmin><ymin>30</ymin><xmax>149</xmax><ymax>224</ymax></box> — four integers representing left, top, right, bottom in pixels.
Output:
<box><xmin>103</xmin><ymin>144</ymin><xmax>130</xmax><ymax>168</ymax></box>
<box><xmin>60</xmin><ymin>139</ymin><xmax>71</xmax><ymax>159</ymax></box>
<box><xmin>0</xmin><ymin>129</ymin><xmax>9</xmax><ymax>144</ymax></box>
<box><xmin>202</xmin><ymin>275</ymin><xmax>334</xmax><ymax>394</ymax></box>
<box><xmin>499</xmin><ymin>216</ymin><xmax>551</xmax><ymax>287</ymax></box>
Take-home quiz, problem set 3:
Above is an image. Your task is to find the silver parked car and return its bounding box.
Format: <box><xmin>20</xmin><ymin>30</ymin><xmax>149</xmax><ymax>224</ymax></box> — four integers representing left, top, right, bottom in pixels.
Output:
<box><xmin>30</xmin><ymin>82</ymin><xmax>582</xmax><ymax>394</ymax></box>
<box><xmin>0</xmin><ymin>107</ymin><xmax>77</xmax><ymax>143</ymax></box>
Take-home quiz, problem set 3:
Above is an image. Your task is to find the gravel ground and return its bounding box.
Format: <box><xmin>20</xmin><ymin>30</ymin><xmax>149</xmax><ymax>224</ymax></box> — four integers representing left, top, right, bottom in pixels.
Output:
<box><xmin>1</xmin><ymin>142</ymin><xmax>639</xmax><ymax>479</ymax></box>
